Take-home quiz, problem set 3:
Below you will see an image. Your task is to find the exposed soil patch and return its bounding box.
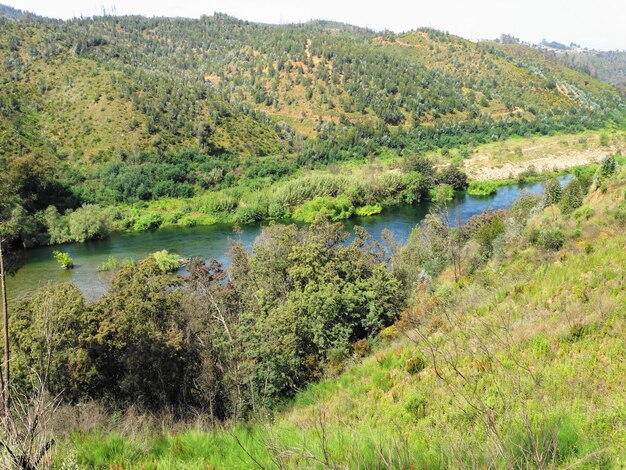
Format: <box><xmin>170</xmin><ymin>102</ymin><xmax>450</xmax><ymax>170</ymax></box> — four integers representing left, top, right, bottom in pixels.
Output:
<box><xmin>464</xmin><ymin>148</ymin><xmax>613</xmax><ymax>180</ymax></box>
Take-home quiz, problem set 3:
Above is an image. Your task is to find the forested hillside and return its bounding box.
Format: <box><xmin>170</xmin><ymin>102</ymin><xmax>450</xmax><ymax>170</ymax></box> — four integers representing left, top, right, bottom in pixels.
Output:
<box><xmin>0</xmin><ymin>10</ymin><xmax>624</xmax><ymax>250</ymax></box>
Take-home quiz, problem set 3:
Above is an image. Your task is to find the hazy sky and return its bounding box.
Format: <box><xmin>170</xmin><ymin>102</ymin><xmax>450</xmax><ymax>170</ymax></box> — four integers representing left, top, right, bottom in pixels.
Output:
<box><xmin>4</xmin><ymin>0</ymin><xmax>625</xmax><ymax>50</ymax></box>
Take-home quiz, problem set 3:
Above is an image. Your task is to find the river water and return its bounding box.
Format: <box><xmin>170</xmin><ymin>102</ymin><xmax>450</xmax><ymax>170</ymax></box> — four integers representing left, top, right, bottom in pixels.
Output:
<box><xmin>7</xmin><ymin>177</ymin><xmax>567</xmax><ymax>302</ymax></box>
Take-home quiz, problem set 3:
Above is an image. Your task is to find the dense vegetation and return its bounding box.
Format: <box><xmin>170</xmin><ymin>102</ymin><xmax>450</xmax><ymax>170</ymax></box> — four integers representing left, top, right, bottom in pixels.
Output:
<box><xmin>1</xmin><ymin>9</ymin><xmax>624</xmax><ymax>253</ymax></box>
<box><xmin>1</xmin><ymin>156</ymin><xmax>624</xmax><ymax>467</ymax></box>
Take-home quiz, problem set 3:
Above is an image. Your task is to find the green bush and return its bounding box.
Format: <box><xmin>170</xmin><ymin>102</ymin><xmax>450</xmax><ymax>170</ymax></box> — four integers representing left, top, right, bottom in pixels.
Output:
<box><xmin>542</xmin><ymin>178</ymin><xmax>562</xmax><ymax>207</ymax></box>
<box><xmin>268</xmin><ymin>202</ymin><xmax>290</xmax><ymax>219</ymax></box>
<box><xmin>355</xmin><ymin>204</ymin><xmax>383</xmax><ymax>217</ymax></box>
<box><xmin>560</xmin><ymin>177</ymin><xmax>584</xmax><ymax>214</ymax></box>
<box><xmin>234</xmin><ymin>204</ymin><xmax>264</xmax><ymax>225</ymax></box>
<box><xmin>400</xmin><ymin>173</ymin><xmax>429</xmax><ymax>204</ymax></box>
<box><xmin>44</xmin><ymin>205</ymin><xmax>112</xmax><ymax>244</ymax></box>
<box><xmin>132</xmin><ymin>213</ymin><xmax>163</xmax><ymax>231</ymax></box>
<box><xmin>405</xmin><ymin>395</ymin><xmax>428</xmax><ymax>420</ymax></box>
<box><xmin>593</xmin><ymin>155</ymin><xmax>617</xmax><ymax>187</ymax></box>
<box><xmin>97</xmin><ymin>256</ymin><xmax>136</xmax><ymax>272</ymax></box>
<box><xmin>405</xmin><ymin>355</ymin><xmax>426</xmax><ymax>374</ymax></box>
<box><xmin>293</xmin><ymin>196</ymin><xmax>354</xmax><ymax>223</ymax></box>
<box><xmin>52</xmin><ymin>250</ymin><xmax>74</xmax><ymax>269</ymax></box>
<box><xmin>517</xmin><ymin>165</ymin><xmax>538</xmax><ymax>184</ymax></box>
<box><xmin>438</xmin><ymin>165</ymin><xmax>469</xmax><ymax>190</ymax></box>
<box><xmin>152</xmin><ymin>250</ymin><xmax>181</xmax><ymax>273</ymax></box>
<box><xmin>475</xmin><ymin>217</ymin><xmax>505</xmax><ymax>258</ymax></box>
<box><xmin>510</xmin><ymin>194</ymin><xmax>541</xmax><ymax>227</ymax></box>
<box><xmin>538</xmin><ymin>228</ymin><xmax>565</xmax><ymax>251</ymax></box>
<box><xmin>428</xmin><ymin>184</ymin><xmax>454</xmax><ymax>202</ymax></box>
<box><xmin>467</xmin><ymin>180</ymin><xmax>498</xmax><ymax>196</ymax></box>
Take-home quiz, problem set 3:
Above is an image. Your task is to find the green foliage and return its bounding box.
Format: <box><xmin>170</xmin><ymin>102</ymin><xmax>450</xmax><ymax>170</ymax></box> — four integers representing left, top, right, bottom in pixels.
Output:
<box><xmin>467</xmin><ymin>180</ymin><xmax>499</xmax><ymax>196</ymax></box>
<box><xmin>537</xmin><ymin>228</ymin><xmax>565</xmax><ymax>250</ymax></box>
<box><xmin>293</xmin><ymin>196</ymin><xmax>354</xmax><ymax>223</ymax></box>
<box><xmin>593</xmin><ymin>155</ymin><xmax>617</xmax><ymax>187</ymax></box>
<box><xmin>510</xmin><ymin>194</ymin><xmax>541</xmax><ymax>227</ymax></box>
<box><xmin>438</xmin><ymin>165</ymin><xmax>469</xmax><ymax>191</ymax></box>
<box><xmin>44</xmin><ymin>205</ymin><xmax>111</xmax><ymax>244</ymax></box>
<box><xmin>428</xmin><ymin>184</ymin><xmax>454</xmax><ymax>202</ymax></box>
<box><xmin>516</xmin><ymin>165</ymin><xmax>539</xmax><ymax>184</ymax></box>
<box><xmin>405</xmin><ymin>355</ymin><xmax>426</xmax><ymax>374</ymax></box>
<box><xmin>1</xmin><ymin>12</ymin><xmax>624</xmax><ymax>249</ymax></box>
<box><xmin>355</xmin><ymin>204</ymin><xmax>383</xmax><ymax>217</ymax></box>
<box><xmin>560</xmin><ymin>177</ymin><xmax>584</xmax><ymax>213</ymax></box>
<box><xmin>25</xmin><ymin>170</ymin><xmax>626</xmax><ymax>468</ymax></box>
<box><xmin>97</xmin><ymin>256</ymin><xmax>136</xmax><ymax>272</ymax></box>
<box><xmin>152</xmin><ymin>250</ymin><xmax>181</xmax><ymax>273</ymax></box>
<box><xmin>542</xmin><ymin>178</ymin><xmax>563</xmax><ymax>207</ymax></box>
<box><xmin>233</xmin><ymin>204</ymin><xmax>263</xmax><ymax>225</ymax></box>
<box><xmin>52</xmin><ymin>250</ymin><xmax>74</xmax><ymax>269</ymax></box>
<box><xmin>11</xmin><ymin>284</ymin><xmax>94</xmax><ymax>400</ymax></box>
<box><xmin>474</xmin><ymin>216</ymin><xmax>506</xmax><ymax>258</ymax></box>
<box><xmin>132</xmin><ymin>212</ymin><xmax>163</xmax><ymax>232</ymax></box>
<box><xmin>405</xmin><ymin>395</ymin><xmax>428</xmax><ymax>420</ymax></box>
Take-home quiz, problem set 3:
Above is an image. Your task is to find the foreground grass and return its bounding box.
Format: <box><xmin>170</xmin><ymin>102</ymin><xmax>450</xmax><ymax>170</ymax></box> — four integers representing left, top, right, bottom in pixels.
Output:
<box><xmin>57</xmin><ymin>169</ymin><xmax>626</xmax><ymax>468</ymax></box>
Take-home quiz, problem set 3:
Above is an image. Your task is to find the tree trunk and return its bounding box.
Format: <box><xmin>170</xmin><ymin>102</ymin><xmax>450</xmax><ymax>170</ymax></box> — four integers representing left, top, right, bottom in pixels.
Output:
<box><xmin>0</xmin><ymin>240</ymin><xmax>9</xmax><ymax>416</ymax></box>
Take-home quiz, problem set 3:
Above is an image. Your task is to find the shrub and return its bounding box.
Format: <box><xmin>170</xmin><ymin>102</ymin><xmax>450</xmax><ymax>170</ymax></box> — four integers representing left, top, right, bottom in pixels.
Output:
<box><xmin>593</xmin><ymin>155</ymin><xmax>617</xmax><ymax>187</ymax></box>
<box><xmin>467</xmin><ymin>180</ymin><xmax>498</xmax><ymax>196</ymax></box>
<box><xmin>510</xmin><ymin>194</ymin><xmax>541</xmax><ymax>227</ymax></box>
<box><xmin>97</xmin><ymin>256</ymin><xmax>136</xmax><ymax>272</ymax></box>
<box><xmin>401</xmin><ymin>156</ymin><xmax>437</xmax><ymax>183</ymax></box>
<box><xmin>352</xmin><ymin>339</ymin><xmax>370</xmax><ymax>357</ymax></box>
<box><xmin>132</xmin><ymin>213</ymin><xmax>163</xmax><ymax>231</ymax></box>
<box><xmin>355</xmin><ymin>204</ymin><xmax>383</xmax><ymax>217</ymax></box>
<box><xmin>67</xmin><ymin>204</ymin><xmax>112</xmax><ymax>242</ymax></box>
<box><xmin>177</xmin><ymin>216</ymin><xmax>198</xmax><ymax>227</ymax></box>
<box><xmin>542</xmin><ymin>178</ymin><xmax>562</xmax><ymax>207</ymax></box>
<box><xmin>401</xmin><ymin>173</ymin><xmax>429</xmax><ymax>204</ymax></box>
<box><xmin>560</xmin><ymin>177</ymin><xmax>584</xmax><ymax>214</ymax></box>
<box><xmin>405</xmin><ymin>355</ymin><xmax>426</xmax><ymax>374</ymax></box>
<box><xmin>438</xmin><ymin>165</ymin><xmax>469</xmax><ymax>190</ymax></box>
<box><xmin>293</xmin><ymin>196</ymin><xmax>354</xmax><ymax>223</ymax></box>
<box><xmin>517</xmin><ymin>165</ymin><xmax>538</xmax><ymax>184</ymax></box>
<box><xmin>52</xmin><ymin>250</ymin><xmax>74</xmax><ymax>269</ymax></box>
<box><xmin>405</xmin><ymin>395</ymin><xmax>428</xmax><ymax>419</ymax></box>
<box><xmin>428</xmin><ymin>184</ymin><xmax>454</xmax><ymax>202</ymax></box>
<box><xmin>152</xmin><ymin>250</ymin><xmax>181</xmax><ymax>273</ymax></box>
<box><xmin>538</xmin><ymin>228</ymin><xmax>565</xmax><ymax>250</ymax></box>
<box><xmin>599</xmin><ymin>133</ymin><xmax>610</xmax><ymax>147</ymax></box>
<box><xmin>573</xmin><ymin>206</ymin><xmax>594</xmax><ymax>221</ymax></box>
<box><xmin>234</xmin><ymin>204</ymin><xmax>264</xmax><ymax>225</ymax></box>
<box><xmin>475</xmin><ymin>217</ymin><xmax>505</xmax><ymax>258</ymax></box>
<box><xmin>267</xmin><ymin>202</ymin><xmax>290</xmax><ymax>219</ymax></box>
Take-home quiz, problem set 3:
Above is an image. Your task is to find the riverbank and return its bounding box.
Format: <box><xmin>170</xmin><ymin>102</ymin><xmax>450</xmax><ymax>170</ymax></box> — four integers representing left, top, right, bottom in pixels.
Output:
<box><xmin>111</xmin><ymin>157</ymin><xmax>616</xmax><ymax>232</ymax></box>
<box><xmin>7</xmin><ymin>174</ymin><xmax>577</xmax><ymax>301</ymax></box>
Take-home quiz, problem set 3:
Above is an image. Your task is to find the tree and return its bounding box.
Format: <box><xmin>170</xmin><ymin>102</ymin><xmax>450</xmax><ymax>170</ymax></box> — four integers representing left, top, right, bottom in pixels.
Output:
<box><xmin>90</xmin><ymin>258</ymin><xmax>197</xmax><ymax>409</ymax></box>
<box><xmin>0</xmin><ymin>186</ymin><xmax>22</xmax><ymax>417</ymax></box>
<box><xmin>560</xmin><ymin>177</ymin><xmax>584</xmax><ymax>213</ymax></box>
<box><xmin>542</xmin><ymin>178</ymin><xmax>562</xmax><ymax>208</ymax></box>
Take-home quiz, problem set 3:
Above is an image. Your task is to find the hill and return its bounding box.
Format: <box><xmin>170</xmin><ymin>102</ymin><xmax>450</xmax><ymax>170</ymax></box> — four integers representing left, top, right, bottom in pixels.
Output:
<box><xmin>0</xmin><ymin>11</ymin><xmax>624</xmax><ymax>248</ymax></box>
<box><xmin>0</xmin><ymin>3</ymin><xmax>41</xmax><ymax>20</ymax></box>
<box><xmin>554</xmin><ymin>50</ymin><xmax>626</xmax><ymax>96</ymax></box>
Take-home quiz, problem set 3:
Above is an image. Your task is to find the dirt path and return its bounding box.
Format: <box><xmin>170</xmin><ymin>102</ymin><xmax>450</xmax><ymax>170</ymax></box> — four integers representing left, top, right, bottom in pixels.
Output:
<box><xmin>464</xmin><ymin>148</ymin><xmax>613</xmax><ymax>180</ymax></box>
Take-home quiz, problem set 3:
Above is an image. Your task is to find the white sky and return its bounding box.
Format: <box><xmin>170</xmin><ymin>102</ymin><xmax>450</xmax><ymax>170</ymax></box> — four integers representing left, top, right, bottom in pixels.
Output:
<box><xmin>4</xmin><ymin>0</ymin><xmax>625</xmax><ymax>51</ymax></box>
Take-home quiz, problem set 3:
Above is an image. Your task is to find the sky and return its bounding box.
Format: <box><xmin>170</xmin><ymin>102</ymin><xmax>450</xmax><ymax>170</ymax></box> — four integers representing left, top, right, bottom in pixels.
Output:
<box><xmin>4</xmin><ymin>0</ymin><xmax>625</xmax><ymax>51</ymax></box>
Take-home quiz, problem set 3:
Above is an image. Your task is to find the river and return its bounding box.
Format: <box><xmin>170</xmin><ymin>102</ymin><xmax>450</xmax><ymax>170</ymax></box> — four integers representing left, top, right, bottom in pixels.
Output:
<box><xmin>6</xmin><ymin>177</ymin><xmax>568</xmax><ymax>302</ymax></box>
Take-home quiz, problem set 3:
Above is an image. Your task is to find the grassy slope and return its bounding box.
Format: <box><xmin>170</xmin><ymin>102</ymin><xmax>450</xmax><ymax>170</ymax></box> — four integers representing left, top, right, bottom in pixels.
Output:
<box><xmin>61</xmin><ymin>169</ymin><xmax>626</xmax><ymax>468</ymax></box>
